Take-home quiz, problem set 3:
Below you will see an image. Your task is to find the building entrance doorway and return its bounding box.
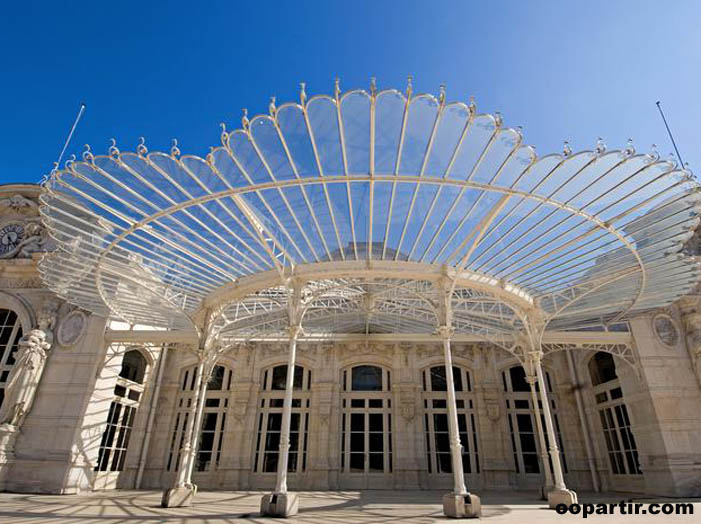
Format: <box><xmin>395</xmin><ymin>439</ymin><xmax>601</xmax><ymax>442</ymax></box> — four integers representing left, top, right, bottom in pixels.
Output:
<box><xmin>339</xmin><ymin>365</ymin><xmax>393</xmax><ymax>489</ymax></box>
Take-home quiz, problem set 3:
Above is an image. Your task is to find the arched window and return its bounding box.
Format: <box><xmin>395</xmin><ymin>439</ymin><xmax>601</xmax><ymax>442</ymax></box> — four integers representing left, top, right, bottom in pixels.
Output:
<box><xmin>167</xmin><ymin>364</ymin><xmax>232</xmax><ymax>473</ymax></box>
<box><xmin>502</xmin><ymin>365</ymin><xmax>567</xmax><ymax>476</ymax></box>
<box><xmin>253</xmin><ymin>364</ymin><xmax>311</xmax><ymax>474</ymax></box>
<box><xmin>422</xmin><ymin>365</ymin><xmax>480</xmax><ymax>476</ymax></box>
<box><xmin>340</xmin><ymin>365</ymin><xmax>393</xmax><ymax>481</ymax></box>
<box><xmin>0</xmin><ymin>308</ymin><xmax>23</xmax><ymax>410</ymax></box>
<box><xmin>95</xmin><ymin>349</ymin><xmax>148</xmax><ymax>472</ymax></box>
<box><xmin>588</xmin><ymin>352</ymin><xmax>641</xmax><ymax>475</ymax></box>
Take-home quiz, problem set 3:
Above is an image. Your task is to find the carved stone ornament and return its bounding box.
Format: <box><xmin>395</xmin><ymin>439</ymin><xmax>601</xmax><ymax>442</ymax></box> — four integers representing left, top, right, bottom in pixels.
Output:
<box><xmin>485</xmin><ymin>399</ymin><xmax>501</xmax><ymax>421</ymax></box>
<box><xmin>652</xmin><ymin>314</ymin><xmax>680</xmax><ymax>348</ymax></box>
<box><xmin>0</xmin><ymin>195</ymin><xmax>38</xmax><ymax>216</ymax></box>
<box><xmin>57</xmin><ymin>310</ymin><xmax>88</xmax><ymax>347</ymax></box>
<box><xmin>0</xmin><ymin>219</ymin><xmax>53</xmax><ymax>259</ymax></box>
<box><xmin>400</xmin><ymin>401</ymin><xmax>415</xmax><ymax>421</ymax></box>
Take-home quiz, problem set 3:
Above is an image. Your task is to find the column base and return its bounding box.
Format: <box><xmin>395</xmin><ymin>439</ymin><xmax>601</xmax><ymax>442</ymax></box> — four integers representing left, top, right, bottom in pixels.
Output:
<box><xmin>442</xmin><ymin>492</ymin><xmax>481</xmax><ymax>518</ymax></box>
<box><xmin>260</xmin><ymin>492</ymin><xmax>299</xmax><ymax>517</ymax></box>
<box><xmin>547</xmin><ymin>488</ymin><xmax>577</xmax><ymax>509</ymax></box>
<box><xmin>161</xmin><ymin>485</ymin><xmax>197</xmax><ymax>507</ymax></box>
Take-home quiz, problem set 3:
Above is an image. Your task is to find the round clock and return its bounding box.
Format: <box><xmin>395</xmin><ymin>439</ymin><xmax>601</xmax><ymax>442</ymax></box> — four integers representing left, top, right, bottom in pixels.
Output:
<box><xmin>57</xmin><ymin>310</ymin><xmax>88</xmax><ymax>347</ymax></box>
<box><xmin>653</xmin><ymin>314</ymin><xmax>679</xmax><ymax>348</ymax></box>
<box><xmin>0</xmin><ymin>223</ymin><xmax>24</xmax><ymax>257</ymax></box>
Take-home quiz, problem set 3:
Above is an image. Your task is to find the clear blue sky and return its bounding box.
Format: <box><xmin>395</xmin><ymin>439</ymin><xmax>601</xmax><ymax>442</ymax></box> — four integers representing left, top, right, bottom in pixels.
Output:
<box><xmin>1</xmin><ymin>0</ymin><xmax>699</xmax><ymax>184</ymax></box>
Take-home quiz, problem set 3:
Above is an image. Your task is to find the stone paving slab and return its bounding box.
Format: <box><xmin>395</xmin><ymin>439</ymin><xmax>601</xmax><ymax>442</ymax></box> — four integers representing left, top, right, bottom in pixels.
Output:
<box><xmin>0</xmin><ymin>490</ymin><xmax>697</xmax><ymax>523</ymax></box>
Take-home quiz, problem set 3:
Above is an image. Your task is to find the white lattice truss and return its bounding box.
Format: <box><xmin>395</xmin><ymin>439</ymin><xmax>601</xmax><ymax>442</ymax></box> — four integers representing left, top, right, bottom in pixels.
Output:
<box><xmin>39</xmin><ymin>80</ymin><xmax>701</xmax><ymax>368</ymax></box>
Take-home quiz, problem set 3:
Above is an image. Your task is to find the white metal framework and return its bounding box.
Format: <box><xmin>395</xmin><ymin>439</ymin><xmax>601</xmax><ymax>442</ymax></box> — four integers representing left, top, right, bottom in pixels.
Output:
<box><xmin>37</xmin><ymin>80</ymin><xmax>701</xmax><ymax>511</ymax></box>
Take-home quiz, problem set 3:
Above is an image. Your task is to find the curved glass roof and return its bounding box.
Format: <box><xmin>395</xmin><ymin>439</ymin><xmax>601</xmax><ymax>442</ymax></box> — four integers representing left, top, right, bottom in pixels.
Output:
<box><xmin>39</xmin><ymin>82</ymin><xmax>701</xmax><ymax>339</ymax></box>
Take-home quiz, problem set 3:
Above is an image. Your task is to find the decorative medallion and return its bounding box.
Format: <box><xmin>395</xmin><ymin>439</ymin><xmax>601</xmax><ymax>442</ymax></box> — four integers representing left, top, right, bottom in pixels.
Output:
<box><xmin>0</xmin><ymin>222</ymin><xmax>25</xmax><ymax>257</ymax></box>
<box><xmin>57</xmin><ymin>310</ymin><xmax>88</xmax><ymax>346</ymax></box>
<box><xmin>653</xmin><ymin>314</ymin><xmax>679</xmax><ymax>347</ymax></box>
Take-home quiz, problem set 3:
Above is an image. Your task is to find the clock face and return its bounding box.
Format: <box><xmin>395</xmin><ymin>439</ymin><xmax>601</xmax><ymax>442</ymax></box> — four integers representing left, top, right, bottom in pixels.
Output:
<box><xmin>0</xmin><ymin>223</ymin><xmax>24</xmax><ymax>256</ymax></box>
<box><xmin>653</xmin><ymin>315</ymin><xmax>679</xmax><ymax>347</ymax></box>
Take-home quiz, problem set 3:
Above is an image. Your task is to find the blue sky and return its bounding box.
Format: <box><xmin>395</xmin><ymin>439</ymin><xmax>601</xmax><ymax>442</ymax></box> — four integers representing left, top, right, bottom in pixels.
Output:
<box><xmin>1</xmin><ymin>0</ymin><xmax>699</xmax><ymax>185</ymax></box>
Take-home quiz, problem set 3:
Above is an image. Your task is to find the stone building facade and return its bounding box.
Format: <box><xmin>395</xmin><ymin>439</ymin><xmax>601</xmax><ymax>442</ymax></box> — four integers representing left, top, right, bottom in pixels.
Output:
<box><xmin>1</xmin><ymin>183</ymin><xmax>700</xmax><ymax>497</ymax></box>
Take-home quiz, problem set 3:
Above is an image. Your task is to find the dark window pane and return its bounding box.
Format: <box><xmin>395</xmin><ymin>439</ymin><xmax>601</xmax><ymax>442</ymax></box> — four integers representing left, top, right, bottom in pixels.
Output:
<box><xmin>350</xmin><ymin>453</ymin><xmax>364</xmax><ymax>471</ymax></box>
<box><xmin>368</xmin><ymin>453</ymin><xmax>383</xmax><ymax>471</ymax></box>
<box><xmin>350</xmin><ymin>433</ymin><xmax>365</xmax><ymax>452</ymax></box>
<box><xmin>509</xmin><ymin>367</ymin><xmax>530</xmax><ymax>392</ymax></box>
<box><xmin>523</xmin><ymin>453</ymin><xmax>540</xmax><ymax>473</ymax></box>
<box><xmin>588</xmin><ymin>352</ymin><xmax>618</xmax><ymax>386</ymax></box>
<box><xmin>208</xmin><ymin>366</ymin><xmax>225</xmax><ymax>390</ymax></box>
<box><xmin>120</xmin><ymin>350</ymin><xmax>147</xmax><ymax>384</ymax></box>
<box><xmin>351</xmin><ymin>365</ymin><xmax>383</xmax><ymax>391</ymax></box>
<box><xmin>271</xmin><ymin>365</ymin><xmax>305</xmax><ymax>390</ymax></box>
<box><xmin>368</xmin><ymin>414</ymin><xmax>383</xmax><ymax>432</ymax></box>
<box><xmin>350</xmin><ymin>413</ymin><xmax>364</xmax><ymax>431</ymax></box>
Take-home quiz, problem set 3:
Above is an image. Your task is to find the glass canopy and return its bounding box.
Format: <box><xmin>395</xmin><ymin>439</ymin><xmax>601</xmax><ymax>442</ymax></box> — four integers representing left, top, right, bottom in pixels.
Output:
<box><xmin>38</xmin><ymin>82</ymin><xmax>701</xmax><ymax>345</ymax></box>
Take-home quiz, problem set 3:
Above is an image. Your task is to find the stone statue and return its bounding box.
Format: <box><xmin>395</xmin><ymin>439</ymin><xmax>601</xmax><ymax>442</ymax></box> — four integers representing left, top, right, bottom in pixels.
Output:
<box><xmin>0</xmin><ymin>329</ymin><xmax>51</xmax><ymax>427</ymax></box>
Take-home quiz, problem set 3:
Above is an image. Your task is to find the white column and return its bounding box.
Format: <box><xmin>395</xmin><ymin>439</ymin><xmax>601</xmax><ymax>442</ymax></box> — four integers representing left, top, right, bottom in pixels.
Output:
<box><xmin>174</xmin><ymin>360</ymin><xmax>204</xmax><ymax>488</ymax></box>
<box><xmin>534</xmin><ymin>357</ymin><xmax>566</xmax><ymax>491</ymax></box>
<box><xmin>184</xmin><ymin>359</ymin><xmax>211</xmax><ymax>487</ymax></box>
<box><xmin>274</xmin><ymin>326</ymin><xmax>300</xmax><ymax>494</ymax></box>
<box><xmin>441</xmin><ymin>329</ymin><xmax>468</xmax><ymax>496</ymax></box>
<box><xmin>526</xmin><ymin>375</ymin><xmax>553</xmax><ymax>492</ymax></box>
<box><xmin>135</xmin><ymin>344</ymin><xmax>169</xmax><ymax>489</ymax></box>
<box><xmin>565</xmin><ymin>350</ymin><xmax>600</xmax><ymax>492</ymax></box>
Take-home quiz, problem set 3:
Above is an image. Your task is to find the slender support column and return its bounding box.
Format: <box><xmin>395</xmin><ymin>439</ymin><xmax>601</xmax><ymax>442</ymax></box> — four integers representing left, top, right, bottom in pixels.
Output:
<box><xmin>565</xmin><ymin>350</ymin><xmax>600</xmax><ymax>492</ymax></box>
<box><xmin>532</xmin><ymin>354</ymin><xmax>578</xmax><ymax>508</ymax></box>
<box><xmin>162</xmin><ymin>359</ymin><xmax>204</xmax><ymax>507</ymax></box>
<box><xmin>438</xmin><ymin>326</ymin><xmax>480</xmax><ymax>518</ymax></box>
<box><xmin>526</xmin><ymin>374</ymin><xmax>553</xmax><ymax>498</ymax></box>
<box><xmin>274</xmin><ymin>326</ymin><xmax>300</xmax><ymax>493</ymax></box>
<box><xmin>185</xmin><ymin>359</ymin><xmax>212</xmax><ymax>487</ymax></box>
<box><xmin>135</xmin><ymin>344</ymin><xmax>169</xmax><ymax>489</ymax></box>
<box><xmin>443</xmin><ymin>335</ymin><xmax>467</xmax><ymax>496</ymax></box>
<box><xmin>261</xmin><ymin>282</ymin><xmax>304</xmax><ymax>518</ymax></box>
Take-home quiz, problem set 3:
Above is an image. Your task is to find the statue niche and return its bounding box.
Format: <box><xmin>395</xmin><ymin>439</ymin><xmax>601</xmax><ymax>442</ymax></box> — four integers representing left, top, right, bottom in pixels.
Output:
<box><xmin>0</xmin><ymin>329</ymin><xmax>52</xmax><ymax>427</ymax></box>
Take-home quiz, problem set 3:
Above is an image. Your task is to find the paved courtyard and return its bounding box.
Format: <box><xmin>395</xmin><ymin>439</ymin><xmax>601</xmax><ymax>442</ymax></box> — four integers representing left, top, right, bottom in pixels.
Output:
<box><xmin>0</xmin><ymin>490</ymin><xmax>697</xmax><ymax>523</ymax></box>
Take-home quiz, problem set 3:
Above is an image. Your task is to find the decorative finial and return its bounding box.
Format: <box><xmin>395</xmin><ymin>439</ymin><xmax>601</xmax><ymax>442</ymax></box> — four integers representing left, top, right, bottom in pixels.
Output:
<box><xmin>108</xmin><ymin>138</ymin><xmax>120</xmax><ymax>157</ymax></box>
<box><xmin>82</xmin><ymin>144</ymin><xmax>94</xmax><ymax>163</ymax></box>
<box><xmin>516</xmin><ymin>125</ymin><xmax>523</xmax><ymax>137</ymax></box>
<box><xmin>370</xmin><ymin>77</ymin><xmax>377</xmax><ymax>97</ymax></box>
<box><xmin>241</xmin><ymin>108</ymin><xmax>249</xmax><ymax>131</ymax></box>
<box><xmin>65</xmin><ymin>154</ymin><xmax>76</xmax><ymax>169</ymax></box>
<box><xmin>468</xmin><ymin>95</ymin><xmax>476</xmax><ymax>114</ymax></box>
<box><xmin>136</xmin><ymin>136</ymin><xmax>148</xmax><ymax>156</ymax></box>
<box><xmin>624</xmin><ymin>138</ymin><xmax>635</xmax><ymax>157</ymax></box>
<box><xmin>406</xmin><ymin>75</ymin><xmax>413</xmax><ymax>98</ymax></box>
<box><xmin>269</xmin><ymin>96</ymin><xmax>277</xmax><ymax>117</ymax></box>
<box><xmin>667</xmin><ymin>152</ymin><xmax>678</xmax><ymax>168</ymax></box>
<box><xmin>220</xmin><ymin>123</ymin><xmax>229</xmax><ymax>145</ymax></box>
<box><xmin>334</xmin><ymin>77</ymin><xmax>340</xmax><ymax>100</ymax></box>
<box><xmin>300</xmin><ymin>82</ymin><xmax>307</xmax><ymax>105</ymax></box>
<box><xmin>494</xmin><ymin>111</ymin><xmax>503</xmax><ymax>127</ymax></box>
<box><xmin>595</xmin><ymin>137</ymin><xmax>606</xmax><ymax>155</ymax></box>
<box><xmin>563</xmin><ymin>140</ymin><xmax>572</xmax><ymax>157</ymax></box>
<box><xmin>438</xmin><ymin>84</ymin><xmax>446</xmax><ymax>106</ymax></box>
<box><xmin>170</xmin><ymin>139</ymin><xmax>181</xmax><ymax>158</ymax></box>
<box><xmin>206</xmin><ymin>146</ymin><xmax>215</xmax><ymax>165</ymax></box>
<box><xmin>650</xmin><ymin>143</ymin><xmax>660</xmax><ymax>161</ymax></box>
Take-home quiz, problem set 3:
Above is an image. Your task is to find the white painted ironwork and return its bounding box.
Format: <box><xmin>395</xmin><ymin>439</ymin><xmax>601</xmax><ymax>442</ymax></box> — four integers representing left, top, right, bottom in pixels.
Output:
<box><xmin>37</xmin><ymin>80</ymin><xmax>699</xmax><ymax>358</ymax></box>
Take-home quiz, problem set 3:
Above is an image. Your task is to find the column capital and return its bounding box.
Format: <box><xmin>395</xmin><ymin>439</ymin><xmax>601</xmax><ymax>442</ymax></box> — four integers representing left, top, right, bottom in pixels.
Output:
<box><xmin>436</xmin><ymin>325</ymin><xmax>455</xmax><ymax>341</ymax></box>
<box><xmin>525</xmin><ymin>374</ymin><xmax>538</xmax><ymax>386</ymax></box>
<box><xmin>287</xmin><ymin>325</ymin><xmax>304</xmax><ymax>339</ymax></box>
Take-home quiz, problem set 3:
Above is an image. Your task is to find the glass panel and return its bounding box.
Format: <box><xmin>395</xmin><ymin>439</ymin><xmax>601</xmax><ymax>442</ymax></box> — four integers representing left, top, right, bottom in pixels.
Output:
<box><xmin>509</xmin><ymin>366</ymin><xmax>530</xmax><ymax>392</ymax></box>
<box><xmin>351</xmin><ymin>365</ymin><xmax>383</xmax><ymax>391</ymax></box>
